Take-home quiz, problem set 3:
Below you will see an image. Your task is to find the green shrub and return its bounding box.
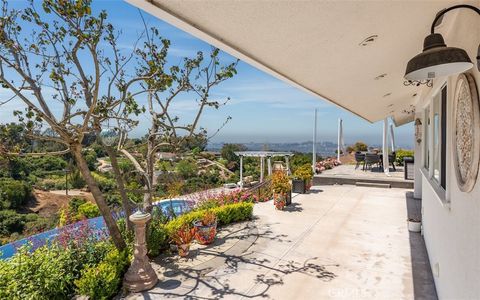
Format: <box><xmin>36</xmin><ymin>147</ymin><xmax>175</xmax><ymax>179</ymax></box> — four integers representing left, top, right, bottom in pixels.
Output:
<box><xmin>70</xmin><ymin>169</ymin><xmax>86</xmax><ymax>189</ymax></box>
<box><xmin>353</xmin><ymin>141</ymin><xmax>368</xmax><ymax>152</ymax></box>
<box><xmin>0</xmin><ymin>245</ymin><xmax>77</xmax><ymax>299</ymax></box>
<box><xmin>147</xmin><ymin>220</ymin><xmax>168</xmax><ymax>257</ymax></box>
<box><xmin>395</xmin><ymin>149</ymin><xmax>414</xmax><ymax>166</ymax></box>
<box><xmin>36</xmin><ymin>176</ymin><xmax>71</xmax><ymax>191</ymax></box>
<box><xmin>212</xmin><ymin>202</ymin><xmax>253</xmax><ymax>225</ymax></box>
<box><xmin>0</xmin><ymin>239</ymin><xmax>123</xmax><ymax>300</ymax></box>
<box><xmin>165</xmin><ymin>210</ymin><xmax>205</xmax><ymax>237</ymax></box>
<box><xmin>74</xmin><ymin>248</ymin><xmax>130</xmax><ymax>300</ymax></box>
<box><xmin>0</xmin><ymin>210</ymin><xmax>29</xmax><ymax>236</ymax></box>
<box><xmin>163</xmin><ymin>202</ymin><xmax>254</xmax><ymax>240</ymax></box>
<box><xmin>77</xmin><ymin>202</ymin><xmax>101</xmax><ymax>219</ymax></box>
<box><xmin>292</xmin><ymin>164</ymin><xmax>313</xmax><ymax>181</ymax></box>
<box><xmin>0</xmin><ymin>178</ymin><xmax>31</xmax><ymax>209</ymax></box>
<box><xmin>91</xmin><ymin>172</ymin><xmax>116</xmax><ymax>193</ymax></box>
<box><xmin>69</xmin><ymin>197</ymin><xmax>87</xmax><ymax>212</ymax></box>
<box><xmin>176</xmin><ymin>159</ymin><xmax>198</xmax><ymax>179</ymax></box>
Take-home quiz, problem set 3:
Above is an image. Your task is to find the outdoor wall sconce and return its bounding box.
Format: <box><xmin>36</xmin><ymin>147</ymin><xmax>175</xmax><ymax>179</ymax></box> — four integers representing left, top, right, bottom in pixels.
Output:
<box><xmin>405</xmin><ymin>4</ymin><xmax>480</xmax><ymax>81</ymax></box>
<box><xmin>414</xmin><ymin>118</ymin><xmax>422</xmax><ymax>144</ymax></box>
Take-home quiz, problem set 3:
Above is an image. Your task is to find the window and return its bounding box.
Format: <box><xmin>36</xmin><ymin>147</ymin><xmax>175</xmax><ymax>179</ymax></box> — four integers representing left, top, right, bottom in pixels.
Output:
<box><xmin>427</xmin><ymin>86</ymin><xmax>447</xmax><ymax>190</ymax></box>
<box><xmin>433</xmin><ymin>94</ymin><xmax>440</xmax><ymax>182</ymax></box>
<box><xmin>424</xmin><ymin>107</ymin><xmax>430</xmax><ymax>169</ymax></box>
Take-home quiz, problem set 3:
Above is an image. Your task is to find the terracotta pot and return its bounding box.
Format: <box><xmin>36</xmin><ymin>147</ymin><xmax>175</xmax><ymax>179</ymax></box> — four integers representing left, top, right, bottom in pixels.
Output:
<box><xmin>193</xmin><ymin>220</ymin><xmax>217</xmax><ymax>245</ymax></box>
<box><xmin>178</xmin><ymin>243</ymin><xmax>190</xmax><ymax>257</ymax></box>
<box><xmin>274</xmin><ymin>194</ymin><xmax>286</xmax><ymax>210</ymax></box>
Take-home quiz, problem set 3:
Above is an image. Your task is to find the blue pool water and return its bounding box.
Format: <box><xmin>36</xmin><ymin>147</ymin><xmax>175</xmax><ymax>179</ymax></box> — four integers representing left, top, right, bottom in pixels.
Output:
<box><xmin>0</xmin><ymin>199</ymin><xmax>192</xmax><ymax>260</ymax></box>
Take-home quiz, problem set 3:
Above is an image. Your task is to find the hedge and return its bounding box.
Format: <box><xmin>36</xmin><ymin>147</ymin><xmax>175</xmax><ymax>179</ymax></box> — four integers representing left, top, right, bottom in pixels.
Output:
<box><xmin>165</xmin><ymin>202</ymin><xmax>253</xmax><ymax>236</ymax></box>
<box><xmin>74</xmin><ymin>248</ymin><xmax>130</xmax><ymax>300</ymax></box>
<box><xmin>147</xmin><ymin>202</ymin><xmax>254</xmax><ymax>257</ymax></box>
<box><xmin>0</xmin><ymin>241</ymin><xmax>119</xmax><ymax>300</ymax></box>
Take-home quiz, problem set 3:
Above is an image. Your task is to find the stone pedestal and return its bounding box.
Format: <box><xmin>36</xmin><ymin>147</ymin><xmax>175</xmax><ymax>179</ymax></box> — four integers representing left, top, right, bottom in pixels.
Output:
<box><xmin>123</xmin><ymin>211</ymin><xmax>158</xmax><ymax>292</ymax></box>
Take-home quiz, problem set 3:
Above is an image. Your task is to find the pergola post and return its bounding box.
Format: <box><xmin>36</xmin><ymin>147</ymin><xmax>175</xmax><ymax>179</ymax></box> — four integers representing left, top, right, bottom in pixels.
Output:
<box><xmin>267</xmin><ymin>156</ymin><xmax>272</xmax><ymax>175</ymax></box>
<box><xmin>383</xmin><ymin>118</ymin><xmax>390</xmax><ymax>176</ymax></box>
<box><xmin>260</xmin><ymin>156</ymin><xmax>265</xmax><ymax>182</ymax></box>
<box><xmin>239</xmin><ymin>155</ymin><xmax>244</xmax><ymax>188</ymax></box>
<box><xmin>285</xmin><ymin>156</ymin><xmax>290</xmax><ymax>175</ymax></box>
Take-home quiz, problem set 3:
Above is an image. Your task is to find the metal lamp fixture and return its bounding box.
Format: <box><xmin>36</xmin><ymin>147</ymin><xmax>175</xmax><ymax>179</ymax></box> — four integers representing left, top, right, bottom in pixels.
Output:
<box><xmin>405</xmin><ymin>4</ymin><xmax>480</xmax><ymax>81</ymax></box>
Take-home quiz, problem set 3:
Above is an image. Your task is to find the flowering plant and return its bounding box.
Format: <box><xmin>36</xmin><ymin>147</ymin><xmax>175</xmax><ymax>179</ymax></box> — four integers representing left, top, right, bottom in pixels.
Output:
<box><xmin>315</xmin><ymin>158</ymin><xmax>342</xmax><ymax>174</ymax></box>
<box><xmin>293</xmin><ymin>164</ymin><xmax>313</xmax><ymax>181</ymax></box>
<box><xmin>199</xmin><ymin>210</ymin><xmax>217</xmax><ymax>226</ymax></box>
<box><xmin>271</xmin><ymin>171</ymin><xmax>291</xmax><ymax>195</ymax></box>
<box><xmin>171</xmin><ymin>225</ymin><xmax>196</xmax><ymax>245</ymax></box>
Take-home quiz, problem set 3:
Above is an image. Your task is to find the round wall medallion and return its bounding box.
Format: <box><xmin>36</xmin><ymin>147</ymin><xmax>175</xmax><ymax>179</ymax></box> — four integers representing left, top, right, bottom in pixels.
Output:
<box><xmin>453</xmin><ymin>73</ymin><xmax>480</xmax><ymax>193</ymax></box>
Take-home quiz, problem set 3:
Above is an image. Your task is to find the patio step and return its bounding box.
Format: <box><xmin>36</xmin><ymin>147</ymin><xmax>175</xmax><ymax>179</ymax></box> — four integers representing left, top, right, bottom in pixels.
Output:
<box><xmin>312</xmin><ymin>175</ymin><xmax>413</xmax><ymax>189</ymax></box>
<box><xmin>356</xmin><ymin>181</ymin><xmax>391</xmax><ymax>188</ymax></box>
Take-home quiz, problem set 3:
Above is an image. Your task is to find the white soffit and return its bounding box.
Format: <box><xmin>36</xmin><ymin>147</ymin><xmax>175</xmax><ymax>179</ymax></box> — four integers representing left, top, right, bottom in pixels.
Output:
<box><xmin>126</xmin><ymin>0</ymin><xmax>469</xmax><ymax>124</ymax></box>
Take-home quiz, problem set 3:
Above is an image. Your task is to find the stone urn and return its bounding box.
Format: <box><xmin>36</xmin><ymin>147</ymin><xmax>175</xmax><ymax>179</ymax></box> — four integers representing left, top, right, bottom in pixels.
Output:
<box><xmin>193</xmin><ymin>220</ymin><xmax>217</xmax><ymax>245</ymax></box>
<box><xmin>123</xmin><ymin>211</ymin><xmax>158</xmax><ymax>292</ymax></box>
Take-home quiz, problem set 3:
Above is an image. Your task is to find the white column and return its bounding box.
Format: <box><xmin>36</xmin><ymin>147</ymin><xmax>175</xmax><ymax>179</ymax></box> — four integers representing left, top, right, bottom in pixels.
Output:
<box><xmin>337</xmin><ymin>118</ymin><xmax>341</xmax><ymax>161</ymax></box>
<box><xmin>383</xmin><ymin>118</ymin><xmax>390</xmax><ymax>176</ymax></box>
<box><xmin>260</xmin><ymin>156</ymin><xmax>264</xmax><ymax>182</ymax></box>
<box><xmin>285</xmin><ymin>156</ymin><xmax>290</xmax><ymax>175</ymax></box>
<box><xmin>267</xmin><ymin>156</ymin><xmax>272</xmax><ymax>175</ymax></box>
<box><xmin>313</xmin><ymin>108</ymin><xmax>317</xmax><ymax>174</ymax></box>
<box><xmin>239</xmin><ymin>155</ymin><xmax>243</xmax><ymax>188</ymax></box>
<box><xmin>390</xmin><ymin>123</ymin><xmax>396</xmax><ymax>152</ymax></box>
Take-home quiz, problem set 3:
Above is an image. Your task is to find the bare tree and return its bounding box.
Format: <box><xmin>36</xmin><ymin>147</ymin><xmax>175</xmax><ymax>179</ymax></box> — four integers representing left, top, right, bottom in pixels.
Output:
<box><xmin>118</xmin><ymin>25</ymin><xmax>238</xmax><ymax>212</ymax></box>
<box><xmin>0</xmin><ymin>0</ymin><xmax>154</xmax><ymax>250</ymax></box>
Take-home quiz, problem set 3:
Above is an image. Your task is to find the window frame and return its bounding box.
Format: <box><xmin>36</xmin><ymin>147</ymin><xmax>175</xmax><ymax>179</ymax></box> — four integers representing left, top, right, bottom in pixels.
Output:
<box><xmin>423</xmin><ymin>84</ymin><xmax>447</xmax><ymax>193</ymax></box>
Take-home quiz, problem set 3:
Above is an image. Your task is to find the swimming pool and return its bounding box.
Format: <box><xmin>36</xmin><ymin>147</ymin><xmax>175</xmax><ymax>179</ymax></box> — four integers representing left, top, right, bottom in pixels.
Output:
<box><xmin>0</xmin><ymin>199</ymin><xmax>193</xmax><ymax>260</ymax></box>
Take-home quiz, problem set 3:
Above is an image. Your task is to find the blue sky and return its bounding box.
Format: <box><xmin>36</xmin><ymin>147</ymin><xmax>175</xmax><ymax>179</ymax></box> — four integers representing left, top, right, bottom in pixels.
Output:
<box><xmin>1</xmin><ymin>0</ymin><xmax>413</xmax><ymax>148</ymax></box>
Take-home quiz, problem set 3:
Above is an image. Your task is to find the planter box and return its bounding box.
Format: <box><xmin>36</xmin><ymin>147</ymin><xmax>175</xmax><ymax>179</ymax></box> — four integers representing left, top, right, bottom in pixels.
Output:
<box><xmin>286</xmin><ymin>190</ymin><xmax>292</xmax><ymax>206</ymax></box>
<box><xmin>292</xmin><ymin>179</ymin><xmax>306</xmax><ymax>194</ymax></box>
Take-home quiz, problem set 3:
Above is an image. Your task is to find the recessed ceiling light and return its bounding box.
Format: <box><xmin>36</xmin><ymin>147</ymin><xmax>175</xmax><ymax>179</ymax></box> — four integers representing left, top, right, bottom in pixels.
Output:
<box><xmin>375</xmin><ymin>73</ymin><xmax>387</xmax><ymax>80</ymax></box>
<box><xmin>383</xmin><ymin>93</ymin><xmax>392</xmax><ymax>97</ymax></box>
<box><xmin>359</xmin><ymin>35</ymin><xmax>378</xmax><ymax>46</ymax></box>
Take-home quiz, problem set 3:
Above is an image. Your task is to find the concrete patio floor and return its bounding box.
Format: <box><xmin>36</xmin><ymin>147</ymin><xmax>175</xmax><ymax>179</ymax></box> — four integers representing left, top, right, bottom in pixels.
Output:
<box><xmin>126</xmin><ymin>185</ymin><xmax>436</xmax><ymax>299</ymax></box>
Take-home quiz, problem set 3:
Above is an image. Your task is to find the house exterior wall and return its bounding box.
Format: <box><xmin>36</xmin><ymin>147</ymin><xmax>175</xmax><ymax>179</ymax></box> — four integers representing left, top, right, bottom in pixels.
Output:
<box><xmin>414</xmin><ymin>9</ymin><xmax>480</xmax><ymax>299</ymax></box>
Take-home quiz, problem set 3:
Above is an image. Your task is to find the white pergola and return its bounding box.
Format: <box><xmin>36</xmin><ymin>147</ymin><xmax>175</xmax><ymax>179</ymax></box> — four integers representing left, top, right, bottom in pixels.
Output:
<box><xmin>234</xmin><ymin>151</ymin><xmax>294</xmax><ymax>188</ymax></box>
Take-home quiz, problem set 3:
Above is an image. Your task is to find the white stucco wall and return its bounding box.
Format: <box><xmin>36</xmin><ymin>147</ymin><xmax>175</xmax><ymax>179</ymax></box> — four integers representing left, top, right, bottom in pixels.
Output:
<box><xmin>415</xmin><ymin>8</ymin><xmax>480</xmax><ymax>299</ymax></box>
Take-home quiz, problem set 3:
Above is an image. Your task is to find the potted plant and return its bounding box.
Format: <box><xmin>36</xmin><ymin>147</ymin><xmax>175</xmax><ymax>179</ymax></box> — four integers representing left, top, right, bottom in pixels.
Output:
<box><xmin>172</xmin><ymin>225</ymin><xmax>196</xmax><ymax>257</ymax></box>
<box><xmin>407</xmin><ymin>218</ymin><xmax>421</xmax><ymax>233</ymax></box>
<box><xmin>194</xmin><ymin>210</ymin><xmax>217</xmax><ymax>245</ymax></box>
<box><xmin>271</xmin><ymin>171</ymin><xmax>291</xmax><ymax>210</ymax></box>
<box><xmin>292</xmin><ymin>164</ymin><xmax>313</xmax><ymax>194</ymax></box>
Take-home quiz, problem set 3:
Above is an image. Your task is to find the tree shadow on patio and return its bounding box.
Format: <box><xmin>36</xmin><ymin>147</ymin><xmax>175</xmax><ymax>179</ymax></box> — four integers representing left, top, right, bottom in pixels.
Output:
<box><xmin>141</xmin><ymin>222</ymin><xmax>337</xmax><ymax>299</ymax></box>
<box><xmin>146</xmin><ymin>254</ymin><xmax>338</xmax><ymax>299</ymax></box>
<box><xmin>283</xmin><ymin>202</ymin><xmax>303</xmax><ymax>213</ymax></box>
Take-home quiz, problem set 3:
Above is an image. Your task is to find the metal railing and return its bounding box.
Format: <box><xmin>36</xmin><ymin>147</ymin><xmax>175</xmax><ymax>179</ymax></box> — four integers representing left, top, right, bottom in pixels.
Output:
<box><xmin>245</xmin><ymin>179</ymin><xmax>272</xmax><ymax>201</ymax></box>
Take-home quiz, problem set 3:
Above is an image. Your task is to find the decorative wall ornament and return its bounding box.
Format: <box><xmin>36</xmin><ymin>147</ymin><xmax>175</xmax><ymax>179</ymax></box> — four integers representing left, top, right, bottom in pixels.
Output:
<box><xmin>402</xmin><ymin>105</ymin><xmax>416</xmax><ymax>115</ymax></box>
<box><xmin>403</xmin><ymin>79</ymin><xmax>433</xmax><ymax>87</ymax></box>
<box><xmin>414</xmin><ymin>118</ymin><xmax>422</xmax><ymax>144</ymax></box>
<box><xmin>453</xmin><ymin>73</ymin><xmax>480</xmax><ymax>193</ymax></box>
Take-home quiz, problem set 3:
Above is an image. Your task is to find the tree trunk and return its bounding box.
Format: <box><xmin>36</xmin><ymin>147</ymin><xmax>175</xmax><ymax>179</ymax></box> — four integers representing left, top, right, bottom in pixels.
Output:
<box><xmin>71</xmin><ymin>143</ymin><xmax>126</xmax><ymax>251</ymax></box>
<box><xmin>105</xmin><ymin>146</ymin><xmax>133</xmax><ymax>232</ymax></box>
<box><xmin>143</xmin><ymin>125</ymin><xmax>157</xmax><ymax>213</ymax></box>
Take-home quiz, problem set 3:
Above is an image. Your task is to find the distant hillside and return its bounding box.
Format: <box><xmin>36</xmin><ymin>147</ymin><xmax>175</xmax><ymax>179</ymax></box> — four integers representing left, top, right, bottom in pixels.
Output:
<box><xmin>207</xmin><ymin>141</ymin><xmax>413</xmax><ymax>157</ymax></box>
